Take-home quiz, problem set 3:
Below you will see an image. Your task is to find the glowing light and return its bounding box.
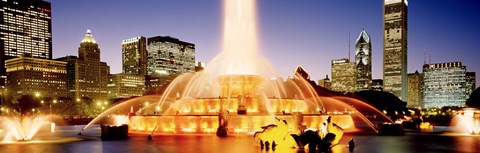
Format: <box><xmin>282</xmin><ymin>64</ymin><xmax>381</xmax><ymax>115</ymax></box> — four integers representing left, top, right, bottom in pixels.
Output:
<box><xmin>2</xmin><ymin>116</ymin><xmax>49</xmax><ymax>142</ymax></box>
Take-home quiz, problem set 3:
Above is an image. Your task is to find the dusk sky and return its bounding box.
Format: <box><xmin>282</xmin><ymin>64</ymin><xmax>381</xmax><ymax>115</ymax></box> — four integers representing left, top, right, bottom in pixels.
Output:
<box><xmin>50</xmin><ymin>0</ymin><xmax>480</xmax><ymax>86</ymax></box>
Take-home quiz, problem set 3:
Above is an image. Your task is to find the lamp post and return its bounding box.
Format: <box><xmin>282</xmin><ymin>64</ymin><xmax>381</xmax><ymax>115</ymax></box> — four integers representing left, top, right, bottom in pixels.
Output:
<box><xmin>50</xmin><ymin>100</ymin><xmax>57</xmax><ymax>115</ymax></box>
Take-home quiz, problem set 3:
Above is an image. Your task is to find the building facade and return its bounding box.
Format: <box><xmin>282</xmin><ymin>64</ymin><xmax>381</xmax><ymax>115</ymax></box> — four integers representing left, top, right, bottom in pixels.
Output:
<box><xmin>144</xmin><ymin>74</ymin><xmax>176</xmax><ymax>95</ymax></box>
<box><xmin>122</xmin><ymin>36</ymin><xmax>147</xmax><ymax>76</ymax></box>
<box><xmin>407</xmin><ymin>71</ymin><xmax>423</xmax><ymax>108</ymax></box>
<box><xmin>147</xmin><ymin>36</ymin><xmax>195</xmax><ymax>76</ymax></box>
<box><xmin>6</xmin><ymin>56</ymin><xmax>66</xmax><ymax>101</ymax></box>
<box><xmin>108</xmin><ymin>73</ymin><xmax>145</xmax><ymax>99</ymax></box>
<box><xmin>331</xmin><ymin>58</ymin><xmax>356</xmax><ymax>92</ymax></box>
<box><xmin>383</xmin><ymin>0</ymin><xmax>408</xmax><ymax>100</ymax></box>
<box><xmin>466</xmin><ymin>72</ymin><xmax>476</xmax><ymax>97</ymax></box>
<box><xmin>60</xmin><ymin>30</ymin><xmax>109</xmax><ymax>101</ymax></box>
<box><xmin>0</xmin><ymin>0</ymin><xmax>52</xmax><ymax>88</ymax></box>
<box><xmin>195</xmin><ymin>61</ymin><xmax>205</xmax><ymax>72</ymax></box>
<box><xmin>372</xmin><ymin>79</ymin><xmax>384</xmax><ymax>91</ymax></box>
<box><xmin>423</xmin><ymin>62</ymin><xmax>467</xmax><ymax>108</ymax></box>
<box><xmin>318</xmin><ymin>75</ymin><xmax>332</xmax><ymax>90</ymax></box>
<box><xmin>355</xmin><ymin>29</ymin><xmax>372</xmax><ymax>91</ymax></box>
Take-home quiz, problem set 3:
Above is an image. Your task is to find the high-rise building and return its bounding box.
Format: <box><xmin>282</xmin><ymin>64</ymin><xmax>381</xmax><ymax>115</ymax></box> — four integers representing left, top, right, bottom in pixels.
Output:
<box><xmin>372</xmin><ymin>79</ymin><xmax>384</xmax><ymax>91</ymax></box>
<box><xmin>145</xmin><ymin>36</ymin><xmax>195</xmax><ymax>94</ymax></box>
<box><xmin>331</xmin><ymin>58</ymin><xmax>356</xmax><ymax>92</ymax></box>
<box><xmin>318</xmin><ymin>75</ymin><xmax>331</xmax><ymax>90</ymax></box>
<box><xmin>147</xmin><ymin>36</ymin><xmax>195</xmax><ymax>76</ymax></box>
<box><xmin>383</xmin><ymin>0</ymin><xmax>408</xmax><ymax>100</ymax></box>
<box><xmin>466</xmin><ymin>72</ymin><xmax>476</xmax><ymax>97</ymax></box>
<box><xmin>0</xmin><ymin>0</ymin><xmax>52</xmax><ymax>88</ymax></box>
<box><xmin>423</xmin><ymin>62</ymin><xmax>467</xmax><ymax>108</ymax></box>
<box><xmin>59</xmin><ymin>30</ymin><xmax>109</xmax><ymax>101</ymax></box>
<box><xmin>122</xmin><ymin>36</ymin><xmax>147</xmax><ymax>76</ymax></box>
<box><xmin>6</xmin><ymin>56</ymin><xmax>66</xmax><ymax>102</ymax></box>
<box><xmin>355</xmin><ymin>29</ymin><xmax>372</xmax><ymax>91</ymax></box>
<box><xmin>108</xmin><ymin>73</ymin><xmax>145</xmax><ymax>99</ymax></box>
<box><xmin>407</xmin><ymin>71</ymin><xmax>423</xmax><ymax>108</ymax></box>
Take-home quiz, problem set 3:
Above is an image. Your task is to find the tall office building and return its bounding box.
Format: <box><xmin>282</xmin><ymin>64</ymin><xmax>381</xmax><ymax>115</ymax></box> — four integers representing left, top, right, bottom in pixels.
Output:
<box><xmin>108</xmin><ymin>73</ymin><xmax>145</xmax><ymax>99</ymax></box>
<box><xmin>147</xmin><ymin>36</ymin><xmax>195</xmax><ymax>76</ymax></box>
<box><xmin>122</xmin><ymin>36</ymin><xmax>147</xmax><ymax>76</ymax></box>
<box><xmin>331</xmin><ymin>58</ymin><xmax>356</xmax><ymax>92</ymax></box>
<box><xmin>466</xmin><ymin>72</ymin><xmax>476</xmax><ymax>97</ymax></box>
<box><xmin>355</xmin><ymin>29</ymin><xmax>372</xmax><ymax>91</ymax></box>
<box><xmin>383</xmin><ymin>0</ymin><xmax>408</xmax><ymax>100</ymax></box>
<box><xmin>145</xmin><ymin>36</ymin><xmax>195</xmax><ymax>94</ymax></box>
<box><xmin>6</xmin><ymin>56</ymin><xmax>66</xmax><ymax>101</ymax></box>
<box><xmin>0</xmin><ymin>0</ymin><xmax>52</xmax><ymax>88</ymax></box>
<box><xmin>407</xmin><ymin>71</ymin><xmax>423</xmax><ymax>108</ymax></box>
<box><xmin>423</xmin><ymin>62</ymin><xmax>467</xmax><ymax>108</ymax></box>
<box><xmin>59</xmin><ymin>30</ymin><xmax>110</xmax><ymax>101</ymax></box>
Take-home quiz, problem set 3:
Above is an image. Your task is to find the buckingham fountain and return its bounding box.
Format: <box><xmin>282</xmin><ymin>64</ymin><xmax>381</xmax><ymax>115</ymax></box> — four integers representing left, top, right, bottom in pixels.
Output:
<box><xmin>81</xmin><ymin>0</ymin><xmax>392</xmax><ymax>139</ymax></box>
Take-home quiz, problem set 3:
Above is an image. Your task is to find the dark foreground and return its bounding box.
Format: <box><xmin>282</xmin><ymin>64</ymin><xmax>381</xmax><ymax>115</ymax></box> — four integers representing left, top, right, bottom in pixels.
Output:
<box><xmin>1</xmin><ymin>126</ymin><xmax>480</xmax><ymax>153</ymax></box>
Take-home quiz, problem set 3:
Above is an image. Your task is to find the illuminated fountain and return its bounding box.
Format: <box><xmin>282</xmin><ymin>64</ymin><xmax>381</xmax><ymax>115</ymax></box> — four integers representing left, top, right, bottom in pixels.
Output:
<box><xmin>0</xmin><ymin>116</ymin><xmax>49</xmax><ymax>142</ymax></box>
<box><xmin>451</xmin><ymin>108</ymin><xmax>480</xmax><ymax>135</ymax></box>
<box><xmin>83</xmin><ymin>0</ymin><xmax>392</xmax><ymax>137</ymax></box>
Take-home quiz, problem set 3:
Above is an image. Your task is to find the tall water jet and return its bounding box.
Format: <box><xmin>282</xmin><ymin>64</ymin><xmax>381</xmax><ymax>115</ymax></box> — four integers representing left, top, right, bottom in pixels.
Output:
<box><xmin>1</xmin><ymin>116</ymin><xmax>49</xmax><ymax>142</ymax></box>
<box><xmin>208</xmin><ymin>0</ymin><xmax>275</xmax><ymax>78</ymax></box>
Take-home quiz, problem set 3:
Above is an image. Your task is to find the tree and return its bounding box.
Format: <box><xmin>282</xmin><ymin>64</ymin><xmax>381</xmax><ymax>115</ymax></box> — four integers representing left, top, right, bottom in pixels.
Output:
<box><xmin>466</xmin><ymin>87</ymin><xmax>480</xmax><ymax>108</ymax></box>
<box><xmin>354</xmin><ymin>90</ymin><xmax>409</xmax><ymax>117</ymax></box>
<box><xmin>16</xmin><ymin>95</ymin><xmax>41</xmax><ymax>115</ymax></box>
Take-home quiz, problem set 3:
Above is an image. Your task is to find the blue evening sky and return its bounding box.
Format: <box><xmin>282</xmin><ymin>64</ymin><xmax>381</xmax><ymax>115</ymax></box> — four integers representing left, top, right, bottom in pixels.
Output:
<box><xmin>49</xmin><ymin>0</ymin><xmax>480</xmax><ymax>86</ymax></box>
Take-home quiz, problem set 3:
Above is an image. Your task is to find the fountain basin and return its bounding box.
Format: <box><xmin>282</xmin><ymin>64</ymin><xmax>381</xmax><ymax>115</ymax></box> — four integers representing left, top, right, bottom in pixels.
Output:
<box><xmin>101</xmin><ymin>124</ymin><xmax>129</xmax><ymax>140</ymax></box>
<box><xmin>129</xmin><ymin>114</ymin><xmax>355</xmax><ymax>135</ymax></box>
<box><xmin>378</xmin><ymin>123</ymin><xmax>404</xmax><ymax>136</ymax></box>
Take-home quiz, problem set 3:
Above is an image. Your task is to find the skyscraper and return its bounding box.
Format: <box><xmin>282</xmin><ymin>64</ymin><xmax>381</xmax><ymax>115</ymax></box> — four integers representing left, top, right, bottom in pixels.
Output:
<box><xmin>0</xmin><ymin>0</ymin><xmax>52</xmax><ymax>88</ymax></box>
<box><xmin>147</xmin><ymin>36</ymin><xmax>195</xmax><ymax>76</ymax></box>
<box><xmin>423</xmin><ymin>62</ymin><xmax>467</xmax><ymax>108</ymax></box>
<box><xmin>355</xmin><ymin>29</ymin><xmax>372</xmax><ymax>91</ymax></box>
<box><xmin>407</xmin><ymin>71</ymin><xmax>423</xmax><ymax>108</ymax></box>
<box><xmin>122</xmin><ymin>36</ymin><xmax>147</xmax><ymax>76</ymax></box>
<box><xmin>145</xmin><ymin>36</ymin><xmax>195</xmax><ymax>94</ymax></box>
<box><xmin>331</xmin><ymin>58</ymin><xmax>356</xmax><ymax>93</ymax></box>
<box><xmin>59</xmin><ymin>30</ymin><xmax>110</xmax><ymax>101</ymax></box>
<box><xmin>383</xmin><ymin>0</ymin><xmax>408</xmax><ymax>100</ymax></box>
<box><xmin>466</xmin><ymin>72</ymin><xmax>476</xmax><ymax>97</ymax></box>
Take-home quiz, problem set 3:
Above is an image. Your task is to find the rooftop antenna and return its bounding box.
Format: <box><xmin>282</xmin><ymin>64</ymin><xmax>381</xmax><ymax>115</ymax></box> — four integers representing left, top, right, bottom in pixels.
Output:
<box><xmin>429</xmin><ymin>51</ymin><xmax>431</xmax><ymax>64</ymax></box>
<box><xmin>348</xmin><ymin>32</ymin><xmax>351</xmax><ymax>61</ymax></box>
<box><xmin>423</xmin><ymin>49</ymin><xmax>426</xmax><ymax>65</ymax></box>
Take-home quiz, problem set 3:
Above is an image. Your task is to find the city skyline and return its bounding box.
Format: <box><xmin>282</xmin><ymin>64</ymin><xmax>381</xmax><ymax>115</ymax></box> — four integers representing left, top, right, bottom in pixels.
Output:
<box><xmin>49</xmin><ymin>0</ymin><xmax>480</xmax><ymax>86</ymax></box>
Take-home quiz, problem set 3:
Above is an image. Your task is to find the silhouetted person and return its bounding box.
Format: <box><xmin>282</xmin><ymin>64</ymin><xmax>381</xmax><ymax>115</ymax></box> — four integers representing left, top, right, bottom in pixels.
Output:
<box><xmin>413</xmin><ymin>117</ymin><xmax>423</xmax><ymax>130</ymax></box>
<box><xmin>265</xmin><ymin>141</ymin><xmax>270</xmax><ymax>150</ymax></box>
<box><xmin>260</xmin><ymin>140</ymin><xmax>264</xmax><ymax>149</ymax></box>
<box><xmin>348</xmin><ymin>138</ymin><xmax>355</xmax><ymax>151</ymax></box>
<box><xmin>272</xmin><ymin>141</ymin><xmax>277</xmax><ymax>150</ymax></box>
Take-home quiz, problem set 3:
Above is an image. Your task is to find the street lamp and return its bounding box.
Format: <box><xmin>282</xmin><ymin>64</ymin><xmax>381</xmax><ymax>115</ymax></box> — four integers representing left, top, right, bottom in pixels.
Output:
<box><xmin>50</xmin><ymin>99</ymin><xmax>57</xmax><ymax>115</ymax></box>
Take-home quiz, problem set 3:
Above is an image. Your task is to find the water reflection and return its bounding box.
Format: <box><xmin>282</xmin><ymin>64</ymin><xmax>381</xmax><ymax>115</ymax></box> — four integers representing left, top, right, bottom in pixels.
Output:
<box><xmin>1</xmin><ymin>127</ymin><xmax>480</xmax><ymax>153</ymax></box>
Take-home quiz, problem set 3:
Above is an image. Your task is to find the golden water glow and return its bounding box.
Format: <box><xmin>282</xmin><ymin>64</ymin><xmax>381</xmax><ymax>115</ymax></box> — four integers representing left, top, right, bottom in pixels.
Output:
<box><xmin>1</xmin><ymin>116</ymin><xmax>49</xmax><ymax>142</ymax></box>
<box><xmin>451</xmin><ymin>108</ymin><xmax>480</xmax><ymax>135</ymax></box>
